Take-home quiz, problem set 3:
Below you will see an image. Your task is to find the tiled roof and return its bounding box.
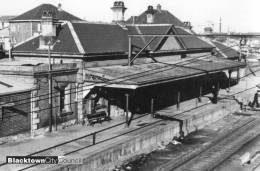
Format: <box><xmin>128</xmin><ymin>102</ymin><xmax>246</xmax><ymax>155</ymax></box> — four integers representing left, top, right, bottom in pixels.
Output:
<box><xmin>126</xmin><ymin>10</ymin><xmax>184</xmax><ymax>26</ymax></box>
<box><xmin>10</xmin><ymin>4</ymin><xmax>82</xmax><ymax>21</ymax></box>
<box><xmin>174</xmin><ymin>27</ymin><xmax>213</xmax><ymax>49</ymax></box>
<box><xmin>127</xmin><ymin>25</ymin><xmax>172</xmax><ymax>51</ymax></box>
<box><xmin>211</xmin><ymin>41</ymin><xmax>239</xmax><ymax>59</ymax></box>
<box><xmin>14</xmin><ymin>24</ymin><xmax>79</xmax><ymax>54</ymax></box>
<box><xmin>13</xmin><ymin>22</ymin><xmax>214</xmax><ymax>57</ymax></box>
<box><xmin>72</xmin><ymin>23</ymin><xmax>128</xmax><ymax>54</ymax></box>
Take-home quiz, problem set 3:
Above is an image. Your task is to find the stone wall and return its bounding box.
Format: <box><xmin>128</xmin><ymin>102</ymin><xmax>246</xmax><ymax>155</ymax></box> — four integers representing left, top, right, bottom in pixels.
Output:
<box><xmin>48</xmin><ymin>99</ymin><xmax>239</xmax><ymax>171</ymax></box>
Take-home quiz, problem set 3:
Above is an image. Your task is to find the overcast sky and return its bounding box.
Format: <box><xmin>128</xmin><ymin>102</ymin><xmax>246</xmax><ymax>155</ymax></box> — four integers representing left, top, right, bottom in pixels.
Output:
<box><xmin>0</xmin><ymin>0</ymin><xmax>259</xmax><ymax>33</ymax></box>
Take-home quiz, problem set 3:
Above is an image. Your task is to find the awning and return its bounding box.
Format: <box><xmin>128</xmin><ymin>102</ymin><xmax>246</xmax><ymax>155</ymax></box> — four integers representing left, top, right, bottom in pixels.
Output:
<box><xmin>84</xmin><ymin>56</ymin><xmax>246</xmax><ymax>89</ymax></box>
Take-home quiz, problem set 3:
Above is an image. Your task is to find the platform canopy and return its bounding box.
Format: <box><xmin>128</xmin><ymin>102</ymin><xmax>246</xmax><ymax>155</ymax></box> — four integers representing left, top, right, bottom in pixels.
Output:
<box><xmin>84</xmin><ymin>56</ymin><xmax>246</xmax><ymax>89</ymax></box>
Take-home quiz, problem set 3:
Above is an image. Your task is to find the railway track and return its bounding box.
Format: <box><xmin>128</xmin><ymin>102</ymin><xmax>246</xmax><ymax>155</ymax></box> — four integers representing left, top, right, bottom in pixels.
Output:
<box><xmin>157</xmin><ymin>117</ymin><xmax>260</xmax><ymax>171</ymax></box>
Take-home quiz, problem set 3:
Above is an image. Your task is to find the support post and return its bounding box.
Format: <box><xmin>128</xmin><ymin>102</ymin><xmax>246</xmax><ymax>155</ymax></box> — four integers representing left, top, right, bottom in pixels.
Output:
<box><xmin>237</xmin><ymin>68</ymin><xmax>240</xmax><ymax>83</ymax></box>
<box><xmin>228</xmin><ymin>70</ymin><xmax>232</xmax><ymax>92</ymax></box>
<box><xmin>177</xmin><ymin>91</ymin><xmax>180</xmax><ymax>111</ymax></box>
<box><xmin>93</xmin><ymin>132</ymin><xmax>96</xmax><ymax>145</ymax></box>
<box><xmin>107</xmin><ymin>99</ymin><xmax>111</xmax><ymax>119</ymax></box>
<box><xmin>217</xmin><ymin>81</ymin><xmax>220</xmax><ymax>91</ymax></box>
<box><xmin>125</xmin><ymin>94</ymin><xmax>129</xmax><ymax>127</ymax></box>
<box><xmin>199</xmin><ymin>86</ymin><xmax>202</xmax><ymax>103</ymax></box>
<box><xmin>151</xmin><ymin>98</ymin><xmax>154</xmax><ymax>118</ymax></box>
<box><xmin>128</xmin><ymin>37</ymin><xmax>132</xmax><ymax>66</ymax></box>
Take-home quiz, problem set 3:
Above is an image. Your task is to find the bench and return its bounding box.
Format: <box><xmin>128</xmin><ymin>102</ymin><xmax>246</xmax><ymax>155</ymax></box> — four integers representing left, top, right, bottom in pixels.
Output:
<box><xmin>86</xmin><ymin>111</ymin><xmax>110</xmax><ymax>126</ymax></box>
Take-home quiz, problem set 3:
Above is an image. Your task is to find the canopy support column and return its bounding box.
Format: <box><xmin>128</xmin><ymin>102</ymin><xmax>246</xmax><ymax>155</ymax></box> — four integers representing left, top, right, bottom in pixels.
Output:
<box><xmin>151</xmin><ymin>98</ymin><xmax>154</xmax><ymax>118</ymax></box>
<box><xmin>177</xmin><ymin>91</ymin><xmax>180</xmax><ymax>111</ymax></box>
<box><xmin>125</xmin><ymin>93</ymin><xmax>129</xmax><ymax>127</ymax></box>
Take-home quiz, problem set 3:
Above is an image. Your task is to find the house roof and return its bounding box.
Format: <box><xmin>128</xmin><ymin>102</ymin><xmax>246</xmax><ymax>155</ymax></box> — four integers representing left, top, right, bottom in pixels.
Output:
<box><xmin>13</xmin><ymin>22</ymin><xmax>214</xmax><ymax>57</ymax></box>
<box><xmin>211</xmin><ymin>41</ymin><xmax>239</xmax><ymax>59</ymax></box>
<box><xmin>173</xmin><ymin>27</ymin><xmax>213</xmax><ymax>49</ymax></box>
<box><xmin>0</xmin><ymin>15</ymin><xmax>16</xmax><ymax>21</ymax></box>
<box><xmin>72</xmin><ymin>23</ymin><xmax>128</xmax><ymax>54</ymax></box>
<box><xmin>126</xmin><ymin>8</ymin><xmax>185</xmax><ymax>26</ymax></box>
<box><xmin>126</xmin><ymin>25</ymin><xmax>172</xmax><ymax>51</ymax></box>
<box><xmin>84</xmin><ymin>56</ymin><xmax>246</xmax><ymax>89</ymax></box>
<box><xmin>10</xmin><ymin>4</ymin><xmax>82</xmax><ymax>21</ymax></box>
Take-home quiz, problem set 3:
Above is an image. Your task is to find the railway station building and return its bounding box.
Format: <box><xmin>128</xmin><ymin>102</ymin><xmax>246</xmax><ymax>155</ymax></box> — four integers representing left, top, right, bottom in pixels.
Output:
<box><xmin>0</xmin><ymin>2</ymin><xmax>246</xmax><ymax>138</ymax></box>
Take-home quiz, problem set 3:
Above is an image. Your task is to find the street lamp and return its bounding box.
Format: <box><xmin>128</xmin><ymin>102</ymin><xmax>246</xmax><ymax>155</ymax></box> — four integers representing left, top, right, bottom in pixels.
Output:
<box><xmin>47</xmin><ymin>39</ymin><xmax>60</xmax><ymax>132</ymax></box>
<box><xmin>47</xmin><ymin>40</ymin><xmax>53</xmax><ymax>132</ymax></box>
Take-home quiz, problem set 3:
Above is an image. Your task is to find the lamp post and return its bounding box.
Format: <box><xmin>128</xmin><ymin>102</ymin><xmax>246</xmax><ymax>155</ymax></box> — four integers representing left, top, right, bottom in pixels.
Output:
<box><xmin>48</xmin><ymin>41</ymin><xmax>53</xmax><ymax>132</ymax></box>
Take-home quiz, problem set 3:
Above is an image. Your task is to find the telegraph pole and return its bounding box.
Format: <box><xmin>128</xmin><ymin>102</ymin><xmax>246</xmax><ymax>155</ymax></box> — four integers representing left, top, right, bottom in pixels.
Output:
<box><xmin>48</xmin><ymin>41</ymin><xmax>53</xmax><ymax>132</ymax></box>
<box><xmin>219</xmin><ymin>17</ymin><xmax>222</xmax><ymax>33</ymax></box>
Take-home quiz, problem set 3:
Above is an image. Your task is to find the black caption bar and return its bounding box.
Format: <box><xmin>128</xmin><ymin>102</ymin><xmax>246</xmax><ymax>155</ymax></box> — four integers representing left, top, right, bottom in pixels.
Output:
<box><xmin>6</xmin><ymin>156</ymin><xmax>59</xmax><ymax>164</ymax></box>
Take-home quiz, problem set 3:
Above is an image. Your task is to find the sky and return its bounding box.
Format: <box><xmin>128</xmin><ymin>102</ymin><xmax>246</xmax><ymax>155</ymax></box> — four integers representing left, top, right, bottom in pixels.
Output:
<box><xmin>0</xmin><ymin>0</ymin><xmax>259</xmax><ymax>33</ymax></box>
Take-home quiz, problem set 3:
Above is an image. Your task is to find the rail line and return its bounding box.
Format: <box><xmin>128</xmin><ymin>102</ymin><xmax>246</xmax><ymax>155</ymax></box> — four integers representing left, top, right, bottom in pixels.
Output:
<box><xmin>158</xmin><ymin>117</ymin><xmax>260</xmax><ymax>171</ymax></box>
<box><xmin>1</xmin><ymin>78</ymin><xmax>259</xmax><ymax>171</ymax></box>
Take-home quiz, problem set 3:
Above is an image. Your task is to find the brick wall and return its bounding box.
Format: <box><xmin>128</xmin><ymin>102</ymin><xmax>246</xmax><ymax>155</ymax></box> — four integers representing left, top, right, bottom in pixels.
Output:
<box><xmin>0</xmin><ymin>91</ymin><xmax>31</xmax><ymax>137</ymax></box>
<box><xmin>36</xmin><ymin>73</ymin><xmax>78</xmax><ymax>128</ymax></box>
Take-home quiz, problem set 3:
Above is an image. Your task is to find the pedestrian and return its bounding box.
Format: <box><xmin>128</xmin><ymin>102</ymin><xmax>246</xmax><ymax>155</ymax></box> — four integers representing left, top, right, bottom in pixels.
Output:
<box><xmin>211</xmin><ymin>85</ymin><xmax>219</xmax><ymax>104</ymax></box>
<box><xmin>251</xmin><ymin>90</ymin><xmax>260</xmax><ymax>108</ymax></box>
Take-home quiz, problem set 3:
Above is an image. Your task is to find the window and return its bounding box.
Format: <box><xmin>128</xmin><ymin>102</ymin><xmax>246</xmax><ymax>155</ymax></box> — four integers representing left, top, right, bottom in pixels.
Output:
<box><xmin>60</xmin><ymin>84</ymin><xmax>72</xmax><ymax>113</ymax></box>
<box><xmin>37</xmin><ymin>23</ymin><xmax>41</xmax><ymax>32</ymax></box>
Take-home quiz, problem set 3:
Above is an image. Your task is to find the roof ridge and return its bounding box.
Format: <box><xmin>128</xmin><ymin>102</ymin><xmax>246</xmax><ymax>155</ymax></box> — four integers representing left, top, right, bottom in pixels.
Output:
<box><xmin>14</xmin><ymin>34</ymin><xmax>41</xmax><ymax>48</ymax></box>
<box><xmin>11</xmin><ymin>3</ymin><xmax>82</xmax><ymax>21</ymax></box>
<box><xmin>67</xmin><ymin>22</ymin><xmax>85</xmax><ymax>54</ymax></box>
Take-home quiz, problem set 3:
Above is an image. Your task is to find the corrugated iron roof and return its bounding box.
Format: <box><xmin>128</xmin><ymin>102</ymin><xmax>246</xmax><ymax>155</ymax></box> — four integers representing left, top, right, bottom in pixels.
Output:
<box><xmin>84</xmin><ymin>56</ymin><xmax>246</xmax><ymax>88</ymax></box>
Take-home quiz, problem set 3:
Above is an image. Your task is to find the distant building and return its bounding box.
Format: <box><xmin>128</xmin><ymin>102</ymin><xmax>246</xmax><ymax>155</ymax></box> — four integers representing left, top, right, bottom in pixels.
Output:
<box><xmin>204</xmin><ymin>27</ymin><xmax>213</xmax><ymax>34</ymax></box>
<box><xmin>0</xmin><ymin>16</ymin><xmax>15</xmax><ymax>51</ymax></box>
<box><xmin>125</xmin><ymin>4</ymin><xmax>192</xmax><ymax>30</ymax></box>
<box><xmin>0</xmin><ymin>15</ymin><xmax>15</xmax><ymax>29</ymax></box>
<box><xmin>9</xmin><ymin>3</ymin><xmax>82</xmax><ymax>45</ymax></box>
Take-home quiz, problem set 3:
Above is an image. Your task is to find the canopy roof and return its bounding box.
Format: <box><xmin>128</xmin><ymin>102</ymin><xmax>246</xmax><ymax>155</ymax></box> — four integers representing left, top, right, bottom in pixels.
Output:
<box><xmin>84</xmin><ymin>56</ymin><xmax>246</xmax><ymax>89</ymax></box>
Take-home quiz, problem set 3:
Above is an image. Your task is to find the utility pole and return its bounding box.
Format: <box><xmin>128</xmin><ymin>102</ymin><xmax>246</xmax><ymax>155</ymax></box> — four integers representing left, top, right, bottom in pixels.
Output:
<box><xmin>219</xmin><ymin>17</ymin><xmax>222</xmax><ymax>33</ymax></box>
<box><xmin>48</xmin><ymin>41</ymin><xmax>53</xmax><ymax>132</ymax></box>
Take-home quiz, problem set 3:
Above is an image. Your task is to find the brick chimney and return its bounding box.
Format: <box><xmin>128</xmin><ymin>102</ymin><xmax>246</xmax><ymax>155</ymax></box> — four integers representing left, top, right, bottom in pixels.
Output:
<box><xmin>39</xmin><ymin>10</ymin><xmax>57</xmax><ymax>49</ymax></box>
<box><xmin>57</xmin><ymin>3</ymin><xmax>62</xmax><ymax>11</ymax></box>
<box><xmin>146</xmin><ymin>6</ymin><xmax>155</xmax><ymax>24</ymax></box>
<box><xmin>157</xmin><ymin>4</ymin><xmax>162</xmax><ymax>12</ymax></box>
<box><xmin>111</xmin><ymin>1</ymin><xmax>127</xmax><ymax>23</ymax></box>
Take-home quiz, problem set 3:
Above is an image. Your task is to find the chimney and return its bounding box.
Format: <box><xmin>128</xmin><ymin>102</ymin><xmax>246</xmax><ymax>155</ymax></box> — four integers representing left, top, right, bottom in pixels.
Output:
<box><xmin>157</xmin><ymin>4</ymin><xmax>162</xmax><ymax>12</ymax></box>
<box><xmin>39</xmin><ymin>10</ymin><xmax>57</xmax><ymax>49</ymax></box>
<box><xmin>111</xmin><ymin>1</ymin><xmax>127</xmax><ymax>23</ymax></box>
<box><xmin>146</xmin><ymin>5</ymin><xmax>155</xmax><ymax>24</ymax></box>
<box><xmin>57</xmin><ymin>3</ymin><xmax>62</xmax><ymax>11</ymax></box>
<box><xmin>183</xmin><ymin>21</ymin><xmax>192</xmax><ymax>30</ymax></box>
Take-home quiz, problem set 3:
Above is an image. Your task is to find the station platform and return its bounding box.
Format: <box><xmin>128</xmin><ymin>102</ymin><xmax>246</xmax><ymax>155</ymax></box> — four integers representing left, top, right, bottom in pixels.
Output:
<box><xmin>0</xmin><ymin>69</ymin><xmax>259</xmax><ymax>171</ymax></box>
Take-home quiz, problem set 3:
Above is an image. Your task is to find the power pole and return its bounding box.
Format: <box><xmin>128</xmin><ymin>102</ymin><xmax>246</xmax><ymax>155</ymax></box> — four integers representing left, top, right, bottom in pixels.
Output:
<box><xmin>219</xmin><ymin>17</ymin><xmax>222</xmax><ymax>33</ymax></box>
<box><xmin>48</xmin><ymin>41</ymin><xmax>53</xmax><ymax>132</ymax></box>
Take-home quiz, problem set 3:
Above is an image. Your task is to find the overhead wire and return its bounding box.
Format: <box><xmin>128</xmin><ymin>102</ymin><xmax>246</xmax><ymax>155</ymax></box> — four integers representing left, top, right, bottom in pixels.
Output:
<box><xmin>0</xmin><ymin>43</ymin><xmax>242</xmax><ymax>107</ymax></box>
